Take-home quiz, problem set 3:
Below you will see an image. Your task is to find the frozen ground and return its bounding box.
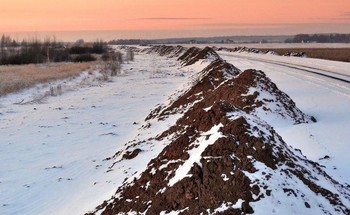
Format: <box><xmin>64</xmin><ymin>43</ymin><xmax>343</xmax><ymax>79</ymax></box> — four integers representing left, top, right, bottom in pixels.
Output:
<box><xmin>218</xmin><ymin>49</ymin><xmax>350</xmax><ymax>185</ymax></box>
<box><xmin>0</xmin><ymin>46</ymin><xmax>349</xmax><ymax>214</ymax></box>
<box><xmin>0</xmin><ymin>51</ymin><xmax>200</xmax><ymax>215</ymax></box>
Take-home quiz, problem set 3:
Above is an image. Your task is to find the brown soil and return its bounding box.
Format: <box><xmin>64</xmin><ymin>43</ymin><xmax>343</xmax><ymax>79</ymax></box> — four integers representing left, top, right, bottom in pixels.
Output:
<box><xmin>122</xmin><ymin>149</ymin><xmax>142</xmax><ymax>160</ymax></box>
<box><xmin>144</xmin><ymin>45</ymin><xmax>187</xmax><ymax>58</ymax></box>
<box><xmin>178</xmin><ymin>46</ymin><xmax>221</xmax><ymax>66</ymax></box>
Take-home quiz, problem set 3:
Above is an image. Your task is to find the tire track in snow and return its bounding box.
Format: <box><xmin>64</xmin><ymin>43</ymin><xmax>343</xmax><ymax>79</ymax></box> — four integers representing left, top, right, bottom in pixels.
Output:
<box><xmin>219</xmin><ymin>53</ymin><xmax>350</xmax><ymax>99</ymax></box>
<box><xmin>220</xmin><ymin>53</ymin><xmax>350</xmax><ymax>83</ymax></box>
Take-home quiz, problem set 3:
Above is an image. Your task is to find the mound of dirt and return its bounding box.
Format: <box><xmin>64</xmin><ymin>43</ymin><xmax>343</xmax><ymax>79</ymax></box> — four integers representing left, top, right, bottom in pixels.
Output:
<box><xmin>144</xmin><ymin>45</ymin><xmax>187</xmax><ymax>58</ymax></box>
<box><xmin>217</xmin><ymin>47</ymin><xmax>263</xmax><ymax>54</ymax></box>
<box><xmin>88</xmin><ymin>46</ymin><xmax>349</xmax><ymax>215</ymax></box>
<box><xmin>178</xmin><ymin>47</ymin><xmax>221</xmax><ymax>66</ymax></box>
<box><xmin>143</xmin><ymin>45</ymin><xmax>220</xmax><ymax>66</ymax></box>
<box><xmin>283</xmin><ymin>52</ymin><xmax>307</xmax><ymax>57</ymax></box>
<box><xmin>147</xmin><ymin>59</ymin><xmax>241</xmax><ymax>119</ymax></box>
<box><xmin>235</xmin><ymin>47</ymin><xmax>262</xmax><ymax>54</ymax></box>
<box><xmin>217</xmin><ymin>46</ymin><xmax>307</xmax><ymax>58</ymax></box>
<box><xmin>150</xmin><ymin>63</ymin><xmax>311</xmax><ymax>125</ymax></box>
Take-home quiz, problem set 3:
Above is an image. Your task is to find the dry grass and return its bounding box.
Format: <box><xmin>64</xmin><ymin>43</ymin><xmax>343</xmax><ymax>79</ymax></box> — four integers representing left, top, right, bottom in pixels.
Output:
<box><xmin>262</xmin><ymin>48</ymin><xmax>350</xmax><ymax>62</ymax></box>
<box><xmin>0</xmin><ymin>62</ymin><xmax>96</xmax><ymax>96</ymax></box>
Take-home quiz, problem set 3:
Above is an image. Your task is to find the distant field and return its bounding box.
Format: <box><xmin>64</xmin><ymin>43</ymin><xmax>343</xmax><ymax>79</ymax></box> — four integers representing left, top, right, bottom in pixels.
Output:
<box><xmin>0</xmin><ymin>62</ymin><xmax>95</xmax><ymax>96</ymax></box>
<box><xmin>260</xmin><ymin>48</ymin><xmax>350</xmax><ymax>62</ymax></box>
<box><xmin>182</xmin><ymin>43</ymin><xmax>350</xmax><ymax>49</ymax></box>
<box><xmin>181</xmin><ymin>43</ymin><xmax>350</xmax><ymax>62</ymax></box>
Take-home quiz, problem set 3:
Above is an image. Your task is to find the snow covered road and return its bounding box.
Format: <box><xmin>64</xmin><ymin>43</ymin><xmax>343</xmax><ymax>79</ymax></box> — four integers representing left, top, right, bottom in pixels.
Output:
<box><xmin>218</xmin><ymin>50</ymin><xmax>350</xmax><ymax>185</ymax></box>
<box><xmin>221</xmin><ymin>54</ymin><xmax>350</xmax><ymax>83</ymax></box>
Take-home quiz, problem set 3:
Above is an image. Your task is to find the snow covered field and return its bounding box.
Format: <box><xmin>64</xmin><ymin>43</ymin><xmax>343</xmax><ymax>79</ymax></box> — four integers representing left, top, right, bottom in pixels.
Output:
<box><xmin>0</xmin><ymin>50</ymin><xmax>199</xmax><ymax>215</ymax></box>
<box><xmin>218</xmin><ymin>50</ymin><xmax>350</xmax><ymax>185</ymax></box>
<box><xmin>0</xmin><ymin>46</ymin><xmax>349</xmax><ymax>214</ymax></box>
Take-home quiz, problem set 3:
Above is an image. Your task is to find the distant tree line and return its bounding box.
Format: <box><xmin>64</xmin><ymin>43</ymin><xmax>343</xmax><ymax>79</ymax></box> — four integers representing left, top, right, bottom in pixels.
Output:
<box><xmin>70</xmin><ymin>39</ymin><xmax>107</xmax><ymax>54</ymax></box>
<box><xmin>0</xmin><ymin>35</ymin><xmax>108</xmax><ymax>65</ymax></box>
<box><xmin>108</xmin><ymin>39</ymin><xmax>151</xmax><ymax>45</ymax></box>
<box><xmin>285</xmin><ymin>34</ymin><xmax>350</xmax><ymax>43</ymax></box>
<box><xmin>111</xmin><ymin>34</ymin><xmax>350</xmax><ymax>45</ymax></box>
<box><xmin>0</xmin><ymin>36</ymin><xmax>71</xmax><ymax>65</ymax></box>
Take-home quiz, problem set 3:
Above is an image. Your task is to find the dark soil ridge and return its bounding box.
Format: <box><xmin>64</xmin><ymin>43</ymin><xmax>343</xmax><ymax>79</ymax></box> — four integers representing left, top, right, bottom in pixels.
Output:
<box><xmin>145</xmin><ymin>58</ymin><xmax>241</xmax><ymax>120</ymax></box>
<box><xmin>144</xmin><ymin>45</ymin><xmax>221</xmax><ymax>66</ymax></box>
<box><xmin>143</xmin><ymin>45</ymin><xmax>187</xmax><ymax>58</ymax></box>
<box><xmin>147</xmin><ymin>61</ymin><xmax>312</xmax><ymax>126</ymax></box>
<box><xmin>88</xmin><ymin>46</ymin><xmax>349</xmax><ymax>215</ymax></box>
<box><xmin>178</xmin><ymin>46</ymin><xmax>221</xmax><ymax>66</ymax></box>
<box><xmin>217</xmin><ymin>46</ymin><xmax>306</xmax><ymax>57</ymax></box>
<box><xmin>217</xmin><ymin>46</ymin><xmax>350</xmax><ymax>62</ymax></box>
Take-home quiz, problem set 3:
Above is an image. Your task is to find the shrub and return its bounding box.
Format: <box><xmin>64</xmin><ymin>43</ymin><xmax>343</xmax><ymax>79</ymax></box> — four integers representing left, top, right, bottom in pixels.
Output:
<box><xmin>125</xmin><ymin>48</ymin><xmax>134</xmax><ymax>62</ymax></box>
<box><xmin>0</xmin><ymin>34</ymin><xmax>109</xmax><ymax>65</ymax></box>
<box><xmin>69</xmin><ymin>46</ymin><xmax>92</xmax><ymax>54</ymax></box>
<box><xmin>72</xmin><ymin>54</ymin><xmax>96</xmax><ymax>62</ymax></box>
<box><xmin>101</xmin><ymin>52</ymin><xmax>111</xmax><ymax>61</ymax></box>
<box><xmin>101</xmin><ymin>51</ymin><xmax>123</xmax><ymax>77</ymax></box>
<box><xmin>91</xmin><ymin>40</ymin><xmax>107</xmax><ymax>54</ymax></box>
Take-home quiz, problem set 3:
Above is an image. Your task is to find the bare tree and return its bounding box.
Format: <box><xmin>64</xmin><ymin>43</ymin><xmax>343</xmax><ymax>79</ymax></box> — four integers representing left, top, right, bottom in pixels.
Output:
<box><xmin>44</xmin><ymin>37</ymin><xmax>51</xmax><ymax>63</ymax></box>
<box><xmin>102</xmin><ymin>50</ymin><xmax>123</xmax><ymax>78</ymax></box>
<box><xmin>1</xmin><ymin>34</ymin><xmax>7</xmax><ymax>60</ymax></box>
<box><xmin>74</xmin><ymin>39</ymin><xmax>85</xmax><ymax>47</ymax></box>
<box><xmin>125</xmin><ymin>48</ymin><xmax>134</xmax><ymax>62</ymax></box>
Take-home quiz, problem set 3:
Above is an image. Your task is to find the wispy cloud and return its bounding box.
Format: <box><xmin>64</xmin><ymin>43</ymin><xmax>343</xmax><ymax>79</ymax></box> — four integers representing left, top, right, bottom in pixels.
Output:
<box><xmin>139</xmin><ymin>17</ymin><xmax>209</xmax><ymax>20</ymax></box>
<box><xmin>192</xmin><ymin>22</ymin><xmax>350</xmax><ymax>28</ymax></box>
<box><xmin>192</xmin><ymin>23</ymin><xmax>285</xmax><ymax>27</ymax></box>
<box><xmin>333</xmin><ymin>17</ymin><xmax>350</xmax><ymax>21</ymax></box>
<box><xmin>340</xmin><ymin>12</ymin><xmax>350</xmax><ymax>20</ymax></box>
<box><xmin>328</xmin><ymin>11</ymin><xmax>350</xmax><ymax>21</ymax></box>
<box><xmin>190</xmin><ymin>22</ymin><xmax>292</xmax><ymax>29</ymax></box>
<box><xmin>342</xmin><ymin>12</ymin><xmax>350</xmax><ymax>17</ymax></box>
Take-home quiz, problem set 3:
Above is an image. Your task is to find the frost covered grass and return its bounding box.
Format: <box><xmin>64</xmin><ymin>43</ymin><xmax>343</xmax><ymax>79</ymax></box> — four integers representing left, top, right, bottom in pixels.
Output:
<box><xmin>0</xmin><ymin>62</ymin><xmax>95</xmax><ymax>96</ymax></box>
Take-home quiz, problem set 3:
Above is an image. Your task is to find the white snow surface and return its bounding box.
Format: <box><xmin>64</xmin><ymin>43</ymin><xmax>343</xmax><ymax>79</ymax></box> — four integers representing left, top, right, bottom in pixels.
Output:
<box><xmin>245</xmin><ymin>160</ymin><xmax>348</xmax><ymax>215</ymax></box>
<box><xmin>218</xmin><ymin>49</ymin><xmax>350</xmax><ymax>185</ymax></box>
<box><xmin>160</xmin><ymin>207</ymin><xmax>189</xmax><ymax>215</ymax></box>
<box><xmin>1</xmin><ymin>45</ymin><xmax>350</xmax><ymax>215</ymax></box>
<box><xmin>168</xmin><ymin>123</ymin><xmax>224</xmax><ymax>186</ymax></box>
<box><xmin>0</xmin><ymin>49</ymin><xmax>199</xmax><ymax>215</ymax></box>
<box><xmin>213</xmin><ymin>199</ymin><xmax>245</xmax><ymax>213</ymax></box>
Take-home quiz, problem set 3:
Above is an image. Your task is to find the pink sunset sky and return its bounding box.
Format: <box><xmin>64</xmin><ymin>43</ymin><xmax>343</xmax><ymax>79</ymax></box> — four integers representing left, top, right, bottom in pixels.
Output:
<box><xmin>0</xmin><ymin>0</ymin><xmax>349</xmax><ymax>40</ymax></box>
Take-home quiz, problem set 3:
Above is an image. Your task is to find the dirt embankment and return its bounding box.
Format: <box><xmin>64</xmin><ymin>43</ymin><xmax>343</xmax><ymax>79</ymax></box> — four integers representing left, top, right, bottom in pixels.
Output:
<box><xmin>143</xmin><ymin>45</ymin><xmax>187</xmax><ymax>58</ymax></box>
<box><xmin>89</xmin><ymin>46</ymin><xmax>349</xmax><ymax>215</ymax></box>
<box><xmin>144</xmin><ymin>45</ymin><xmax>220</xmax><ymax>66</ymax></box>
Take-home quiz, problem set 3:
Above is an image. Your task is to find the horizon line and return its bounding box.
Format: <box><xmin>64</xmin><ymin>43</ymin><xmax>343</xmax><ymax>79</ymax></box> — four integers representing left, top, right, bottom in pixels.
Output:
<box><xmin>1</xmin><ymin>30</ymin><xmax>349</xmax><ymax>42</ymax></box>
